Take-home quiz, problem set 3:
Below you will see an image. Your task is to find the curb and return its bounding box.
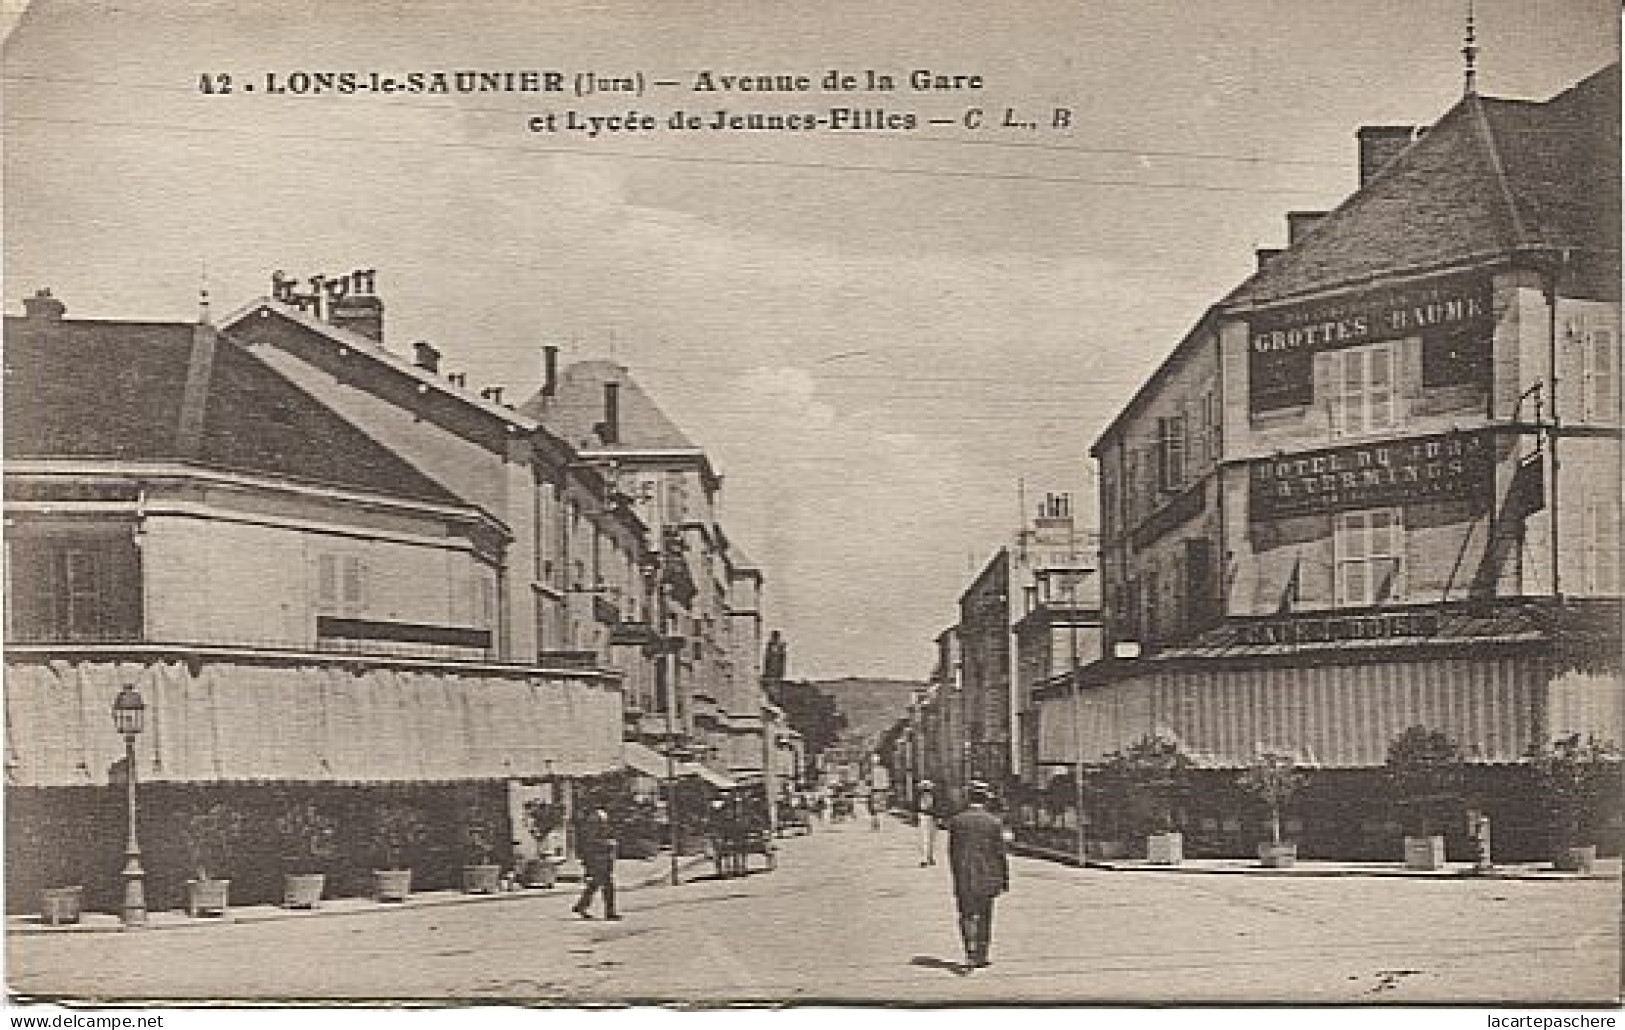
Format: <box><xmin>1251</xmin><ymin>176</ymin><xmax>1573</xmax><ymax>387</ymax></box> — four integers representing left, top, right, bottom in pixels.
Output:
<box><xmin>1011</xmin><ymin>843</ymin><xmax>1621</xmax><ymax>881</ymax></box>
<box><xmin>7</xmin><ymin>854</ymin><xmax>719</xmax><ymax>937</ymax></box>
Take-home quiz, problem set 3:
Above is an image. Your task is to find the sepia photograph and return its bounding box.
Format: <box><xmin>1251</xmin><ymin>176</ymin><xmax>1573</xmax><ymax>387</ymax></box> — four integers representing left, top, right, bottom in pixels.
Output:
<box><xmin>1</xmin><ymin>0</ymin><xmax>1620</xmax><ymax>1017</ymax></box>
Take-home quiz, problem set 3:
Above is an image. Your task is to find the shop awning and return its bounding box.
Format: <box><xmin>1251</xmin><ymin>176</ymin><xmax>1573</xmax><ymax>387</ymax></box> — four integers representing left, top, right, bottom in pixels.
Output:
<box><xmin>623</xmin><ymin>741</ymin><xmax>674</xmax><ymax>779</ymax></box>
<box><xmin>681</xmin><ymin>762</ymin><xmax>737</xmax><ymax>789</ymax></box>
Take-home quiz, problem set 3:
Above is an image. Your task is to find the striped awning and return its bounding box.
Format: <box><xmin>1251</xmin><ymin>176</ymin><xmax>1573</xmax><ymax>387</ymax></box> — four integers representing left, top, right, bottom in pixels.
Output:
<box><xmin>623</xmin><ymin>741</ymin><xmax>674</xmax><ymax>778</ymax></box>
<box><xmin>4</xmin><ymin>653</ymin><xmax>624</xmax><ymax>787</ymax></box>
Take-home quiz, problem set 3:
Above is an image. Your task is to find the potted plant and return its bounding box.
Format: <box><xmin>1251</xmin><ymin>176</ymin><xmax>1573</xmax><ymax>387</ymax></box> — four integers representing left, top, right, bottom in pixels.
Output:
<box><xmin>1529</xmin><ymin>733</ymin><xmax>1621</xmax><ymax>873</ymax></box>
<box><xmin>1109</xmin><ymin>735</ymin><xmax>1191</xmax><ymax>864</ymax></box>
<box><xmin>1237</xmin><ymin>752</ymin><xmax>1308</xmax><ymax>867</ymax></box>
<box><xmin>39</xmin><ymin>885</ymin><xmax>84</xmax><ymax>926</ymax></box>
<box><xmin>183</xmin><ymin>801</ymin><xmax>241</xmax><ymax>917</ymax></box>
<box><xmin>372</xmin><ymin>800</ymin><xmax>427</xmax><ymax>902</ymax></box>
<box><xmin>1385</xmin><ymin>726</ymin><xmax>1464</xmax><ymax>871</ymax></box>
<box><xmin>460</xmin><ymin>820</ymin><xmax>503</xmax><ymax>894</ymax></box>
<box><xmin>520</xmin><ymin>797</ymin><xmax>564</xmax><ymax>888</ymax></box>
<box><xmin>275</xmin><ymin>799</ymin><xmax>338</xmax><ymax>909</ymax></box>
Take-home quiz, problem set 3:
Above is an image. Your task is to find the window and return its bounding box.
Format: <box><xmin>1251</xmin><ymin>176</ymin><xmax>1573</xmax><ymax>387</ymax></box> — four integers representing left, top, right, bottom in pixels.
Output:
<box><xmin>1156</xmin><ymin>415</ymin><xmax>1186</xmax><ymax>492</ymax></box>
<box><xmin>7</xmin><ymin>533</ymin><xmax>143</xmax><ymax>642</ymax></box>
<box><xmin>1335</xmin><ymin>509</ymin><xmax>1404</xmax><ymax>607</ymax></box>
<box><xmin>1200</xmin><ymin>391</ymin><xmax>1222</xmax><ymax>462</ymax></box>
<box><xmin>1582</xmin><ymin>327</ymin><xmax>1619</xmax><ymax>424</ymax></box>
<box><xmin>314</xmin><ymin>551</ymin><xmax>368</xmax><ymax>615</ymax></box>
<box><xmin>1328</xmin><ymin>342</ymin><xmax>1398</xmax><ymax>438</ymax></box>
<box><xmin>1584</xmin><ymin>491</ymin><xmax>1621</xmax><ymax>595</ymax></box>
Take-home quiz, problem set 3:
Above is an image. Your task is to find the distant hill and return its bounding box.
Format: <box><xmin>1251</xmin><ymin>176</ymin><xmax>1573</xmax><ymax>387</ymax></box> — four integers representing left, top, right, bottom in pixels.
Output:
<box><xmin>806</xmin><ymin>677</ymin><xmax>924</xmax><ymax>753</ymax></box>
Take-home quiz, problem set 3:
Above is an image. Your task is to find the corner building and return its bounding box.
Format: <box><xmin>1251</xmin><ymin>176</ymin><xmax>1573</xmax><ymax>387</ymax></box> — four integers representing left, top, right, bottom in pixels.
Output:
<box><xmin>1040</xmin><ymin>65</ymin><xmax>1621</xmax><ymax>861</ymax></box>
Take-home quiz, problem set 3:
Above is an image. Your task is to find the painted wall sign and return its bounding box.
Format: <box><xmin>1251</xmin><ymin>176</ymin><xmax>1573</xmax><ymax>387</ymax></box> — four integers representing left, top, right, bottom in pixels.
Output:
<box><xmin>1247</xmin><ymin>273</ymin><xmax>1492</xmax><ymax>412</ymax></box>
<box><xmin>1249</xmin><ymin>429</ymin><xmax>1493</xmax><ymax>521</ymax></box>
<box><xmin>1234</xmin><ymin>609</ymin><xmax>1441</xmax><ymax>646</ymax></box>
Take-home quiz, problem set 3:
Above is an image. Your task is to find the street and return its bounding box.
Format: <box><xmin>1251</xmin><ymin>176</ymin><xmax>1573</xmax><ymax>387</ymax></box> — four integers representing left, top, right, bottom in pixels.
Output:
<box><xmin>7</xmin><ymin>817</ymin><xmax>1618</xmax><ymax>1005</ymax></box>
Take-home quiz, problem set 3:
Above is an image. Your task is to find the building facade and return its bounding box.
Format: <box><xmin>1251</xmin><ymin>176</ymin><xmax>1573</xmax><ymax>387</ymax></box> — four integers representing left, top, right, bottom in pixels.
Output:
<box><xmin>5</xmin><ymin>287</ymin><xmax>627</xmax><ymax>911</ymax></box>
<box><xmin>1037</xmin><ymin>64</ymin><xmax>1622</xmax><ymax>860</ymax></box>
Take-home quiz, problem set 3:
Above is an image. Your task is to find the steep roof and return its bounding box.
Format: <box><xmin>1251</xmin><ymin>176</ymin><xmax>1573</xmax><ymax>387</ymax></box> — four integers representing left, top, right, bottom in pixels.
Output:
<box><xmin>1225</xmin><ymin>63</ymin><xmax>1620</xmax><ymax>308</ymax></box>
<box><xmin>519</xmin><ymin>359</ymin><xmax>699</xmax><ymax>453</ymax></box>
<box><xmin>3</xmin><ymin>316</ymin><xmax>466</xmax><ymax>507</ymax></box>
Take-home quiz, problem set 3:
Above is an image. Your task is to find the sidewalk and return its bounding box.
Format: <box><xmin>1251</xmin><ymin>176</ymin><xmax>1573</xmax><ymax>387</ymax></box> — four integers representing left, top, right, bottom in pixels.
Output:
<box><xmin>1013</xmin><ymin>840</ymin><xmax>1623</xmax><ymax>881</ymax></box>
<box><xmin>7</xmin><ymin>851</ymin><xmax>715</xmax><ymax>937</ymax></box>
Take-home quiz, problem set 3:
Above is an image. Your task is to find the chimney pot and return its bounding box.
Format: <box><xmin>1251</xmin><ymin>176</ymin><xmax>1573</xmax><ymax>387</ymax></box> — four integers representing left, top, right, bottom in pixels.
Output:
<box><xmin>1286</xmin><ymin>211</ymin><xmax>1328</xmax><ymax>246</ymax></box>
<box><xmin>1355</xmin><ymin>125</ymin><xmax>1417</xmax><ymax>187</ymax></box>
<box><xmin>329</xmin><ymin>293</ymin><xmax>385</xmax><ymax>343</ymax></box>
<box><xmin>481</xmin><ymin>385</ymin><xmax>505</xmax><ymax>405</ymax></box>
<box><xmin>412</xmin><ymin>340</ymin><xmax>441</xmax><ymax>374</ymax></box>
<box><xmin>542</xmin><ymin>345</ymin><xmax>559</xmax><ymax>398</ymax></box>
<box><xmin>448</xmin><ymin>372</ymin><xmax>467</xmax><ymax>388</ymax></box>
<box><xmin>601</xmin><ymin>381</ymin><xmax>621</xmax><ymax>446</ymax></box>
<box><xmin>23</xmin><ymin>288</ymin><xmax>66</xmax><ymax>321</ymax></box>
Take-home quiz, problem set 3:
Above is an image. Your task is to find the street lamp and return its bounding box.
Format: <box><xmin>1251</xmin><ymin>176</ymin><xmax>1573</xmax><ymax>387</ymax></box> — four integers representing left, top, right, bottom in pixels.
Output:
<box><xmin>111</xmin><ymin>683</ymin><xmax>147</xmax><ymax>929</ymax></box>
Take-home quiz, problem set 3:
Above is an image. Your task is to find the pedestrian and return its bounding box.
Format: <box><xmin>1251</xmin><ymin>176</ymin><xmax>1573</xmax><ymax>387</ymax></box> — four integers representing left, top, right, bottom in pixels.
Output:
<box><xmin>917</xmin><ymin>780</ymin><xmax>939</xmax><ymax>866</ymax></box>
<box><xmin>571</xmin><ymin>804</ymin><xmax>620</xmax><ymax>921</ymax></box>
<box><xmin>947</xmin><ymin>780</ymin><xmax>1008</xmax><ymax>969</ymax></box>
<box><xmin>867</xmin><ymin>786</ymin><xmax>882</xmax><ymax>830</ymax></box>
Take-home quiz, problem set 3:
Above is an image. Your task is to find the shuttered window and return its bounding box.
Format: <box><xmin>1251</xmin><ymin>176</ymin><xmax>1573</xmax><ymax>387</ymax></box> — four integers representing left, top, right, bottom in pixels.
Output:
<box><xmin>1328</xmin><ymin>341</ymin><xmax>1398</xmax><ymax>438</ymax></box>
<box><xmin>1335</xmin><ymin>509</ymin><xmax>1404</xmax><ymax>607</ymax></box>
<box><xmin>1583</xmin><ymin>327</ymin><xmax>1619</xmax><ymax>424</ymax></box>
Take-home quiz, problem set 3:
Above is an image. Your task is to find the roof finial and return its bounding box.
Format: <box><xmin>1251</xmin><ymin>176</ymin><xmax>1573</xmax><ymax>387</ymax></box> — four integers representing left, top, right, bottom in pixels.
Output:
<box><xmin>1462</xmin><ymin>0</ymin><xmax>1479</xmax><ymax>96</ymax></box>
<box><xmin>198</xmin><ymin>260</ymin><xmax>212</xmax><ymax>325</ymax></box>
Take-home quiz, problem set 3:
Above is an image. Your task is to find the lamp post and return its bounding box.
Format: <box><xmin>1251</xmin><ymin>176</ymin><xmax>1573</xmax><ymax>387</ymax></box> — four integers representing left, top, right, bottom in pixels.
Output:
<box><xmin>111</xmin><ymin>683</ymin><xmax>147</xmax><ymax>929</ymax></box>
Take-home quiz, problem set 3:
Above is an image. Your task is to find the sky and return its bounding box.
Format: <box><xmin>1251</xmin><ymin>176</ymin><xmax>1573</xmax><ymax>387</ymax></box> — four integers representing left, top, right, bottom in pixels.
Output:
<box><xmin>3</xmin><ymin>0</ymin><xmax>1617</xmax><ymax>681</ymax></box>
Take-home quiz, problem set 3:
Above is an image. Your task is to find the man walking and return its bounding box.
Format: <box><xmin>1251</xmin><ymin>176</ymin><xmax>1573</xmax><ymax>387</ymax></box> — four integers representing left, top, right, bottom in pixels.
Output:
<box><xmin>947</xmin><ymin>781</ymin><xmax>1008</xmax><ymax>969</ymax></box>
<box><xmin>917</xmin><ymin>780</ymin><xmax>939</xmax><ymax>866</ymax></box>
<box><xmin>572</xmin><ymin>804</ymin><xmax>620</xmax><ymax>920</ymax></box>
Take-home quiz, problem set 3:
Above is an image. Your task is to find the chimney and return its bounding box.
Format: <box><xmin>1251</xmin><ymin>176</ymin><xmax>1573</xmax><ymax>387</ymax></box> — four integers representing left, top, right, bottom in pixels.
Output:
<box><xmin>23</xmin><ymin>288</ymin><xmax>65</xmax><ymax>321</ymax></box>
<box><xmin>1255</xmin><ymin>247</ymin><xmax>1284</xmax><ymax>272</ymax></box>
<box><xmin>412</xmin><ymin>340</ymin><xmax>441</xmax><ymax>374</ymax></box>
<box><xmin>1286</xmin><ymin>211</ymin><xmax>1328</xmax><ymax>245</ymax></box>
<box><xmin>328</xmin><ymin>293</ymin><xmax>384</xmax><ymax>342</ymax></box>
<box><xmin>601</xmin><ymin>381</ymin><xmax>620</xmax><ymax>445</ymax></box>
<box><xmin>542</xmin><ymin>345</ymin><xmax>559</xmax><ymax>399</ymax></box>
<box><xmin>1356</xmin><ymin>125</ymin><xmax>1417</xmax><ymax>187</ymax></box>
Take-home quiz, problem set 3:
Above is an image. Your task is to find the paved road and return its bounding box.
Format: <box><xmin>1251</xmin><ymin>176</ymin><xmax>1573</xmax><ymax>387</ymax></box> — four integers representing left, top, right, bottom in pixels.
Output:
<box><xmin>8</xmin><ymin>817</ymin><xmax>1619</xmax><ymax>1004</ymax></box>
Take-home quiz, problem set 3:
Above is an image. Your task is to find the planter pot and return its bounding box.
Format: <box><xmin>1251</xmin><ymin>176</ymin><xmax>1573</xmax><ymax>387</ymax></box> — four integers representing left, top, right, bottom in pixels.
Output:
<box><xmin>520</xmin><ymin>857</ymin><xmax>558</xmax><ymax>889</ymax></box>
<box><xmin>1403</xmin><ymin>835</ymin><xmax>1446</xmax><ymax>871</ymax></box>
<box><xmin>282</xmin><ymin>873</ymin><xmax>326</xmax><ymax>909</ymax></box>
<box><xmin>1146</xmin><ymin>831</ymin><xmax>1184</xmax><ymax>865</ymax></box>
<box><xmin>186</xmin><ymin>877</ymin><xmax>231</xmax><ymax>918</ymax></box>
<box><xmin>1553</xmin><ymin>845</ymin><xmax>1598</xmax><ymax>874</ymax></box>
<box><xmin>373</xmin><ymin>868</ymin><xmax>413</xmax><ymax>902</ymax></box>
<box><xmin>461</xmin><ymin>863</ymin><xmax>502</xmax><ymax>895</ymax></box>
<box><xmin>40</xmin><ymin>886</ymin><xmax>84</xmax><ymax>926</ymax></box>
<box><xmin>1257</xmin><ymin>842</ymin><xmax>1298</xmax><ymax>868</ymax></box>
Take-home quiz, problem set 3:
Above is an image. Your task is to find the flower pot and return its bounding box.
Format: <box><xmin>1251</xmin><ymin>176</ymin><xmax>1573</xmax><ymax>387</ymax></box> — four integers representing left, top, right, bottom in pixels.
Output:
<box><xmin>1403</xmin><ymin>835</ymin><xmax>1446</xmax><ymax>871</ymax></box>
<box><xmin>1093</xmin><ymin>839</ymin><xmax>1126</xmax><ymax>860</ymax></box>
<box><xmin>520</xmin><ymin>856</ymin><xmax>558</xmax><ymax>888</ymax></box>
<box><xmin>1146</xmin><ymin>831</ymin><xmax>1183</xmax><ymax>865</ymax></box>
<box><xmin>1257</xmin><ymin>842</ymin><xmax>1297</xmax><ymax>868</ymax></box>
<box><xmin>282</xmin><ymin>873</ymin><xmax>326</xmax><ymax>909</ymax></box>
<box><xmin>40</xmin><ymin>886</ymin><xmax>84</xmax><ymax>926</ymax></box>
<box><xmin>461</xmin><ymin>863</ymin><xmax>502</xmax><ymax>895</ymax></box>
<box><xmin>186</xmin><ymin>877</ymin><xmax>231</xmax><ymax>917</ymax></box>
<box><xmin>1553</xmin><ymin>844</ymin><xmax>1598</xmax><ymax>873</ymax></box>
<box><xmin>373</xmin><ymin>868</ymin><xmax>413</xmax><ymax>902</ymax></box>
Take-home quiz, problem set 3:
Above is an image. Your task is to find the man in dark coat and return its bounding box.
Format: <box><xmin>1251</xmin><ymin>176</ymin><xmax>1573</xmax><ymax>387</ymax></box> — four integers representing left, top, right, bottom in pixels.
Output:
<box><xmin>571</xmin><ymin>805</ymin><xmax>620</xmax><ymax>920</ymax></box>
<box><xmin>947</xmin><ymin>781</ymin><xmax>1008</xmax><ymax>968</ymax></box>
